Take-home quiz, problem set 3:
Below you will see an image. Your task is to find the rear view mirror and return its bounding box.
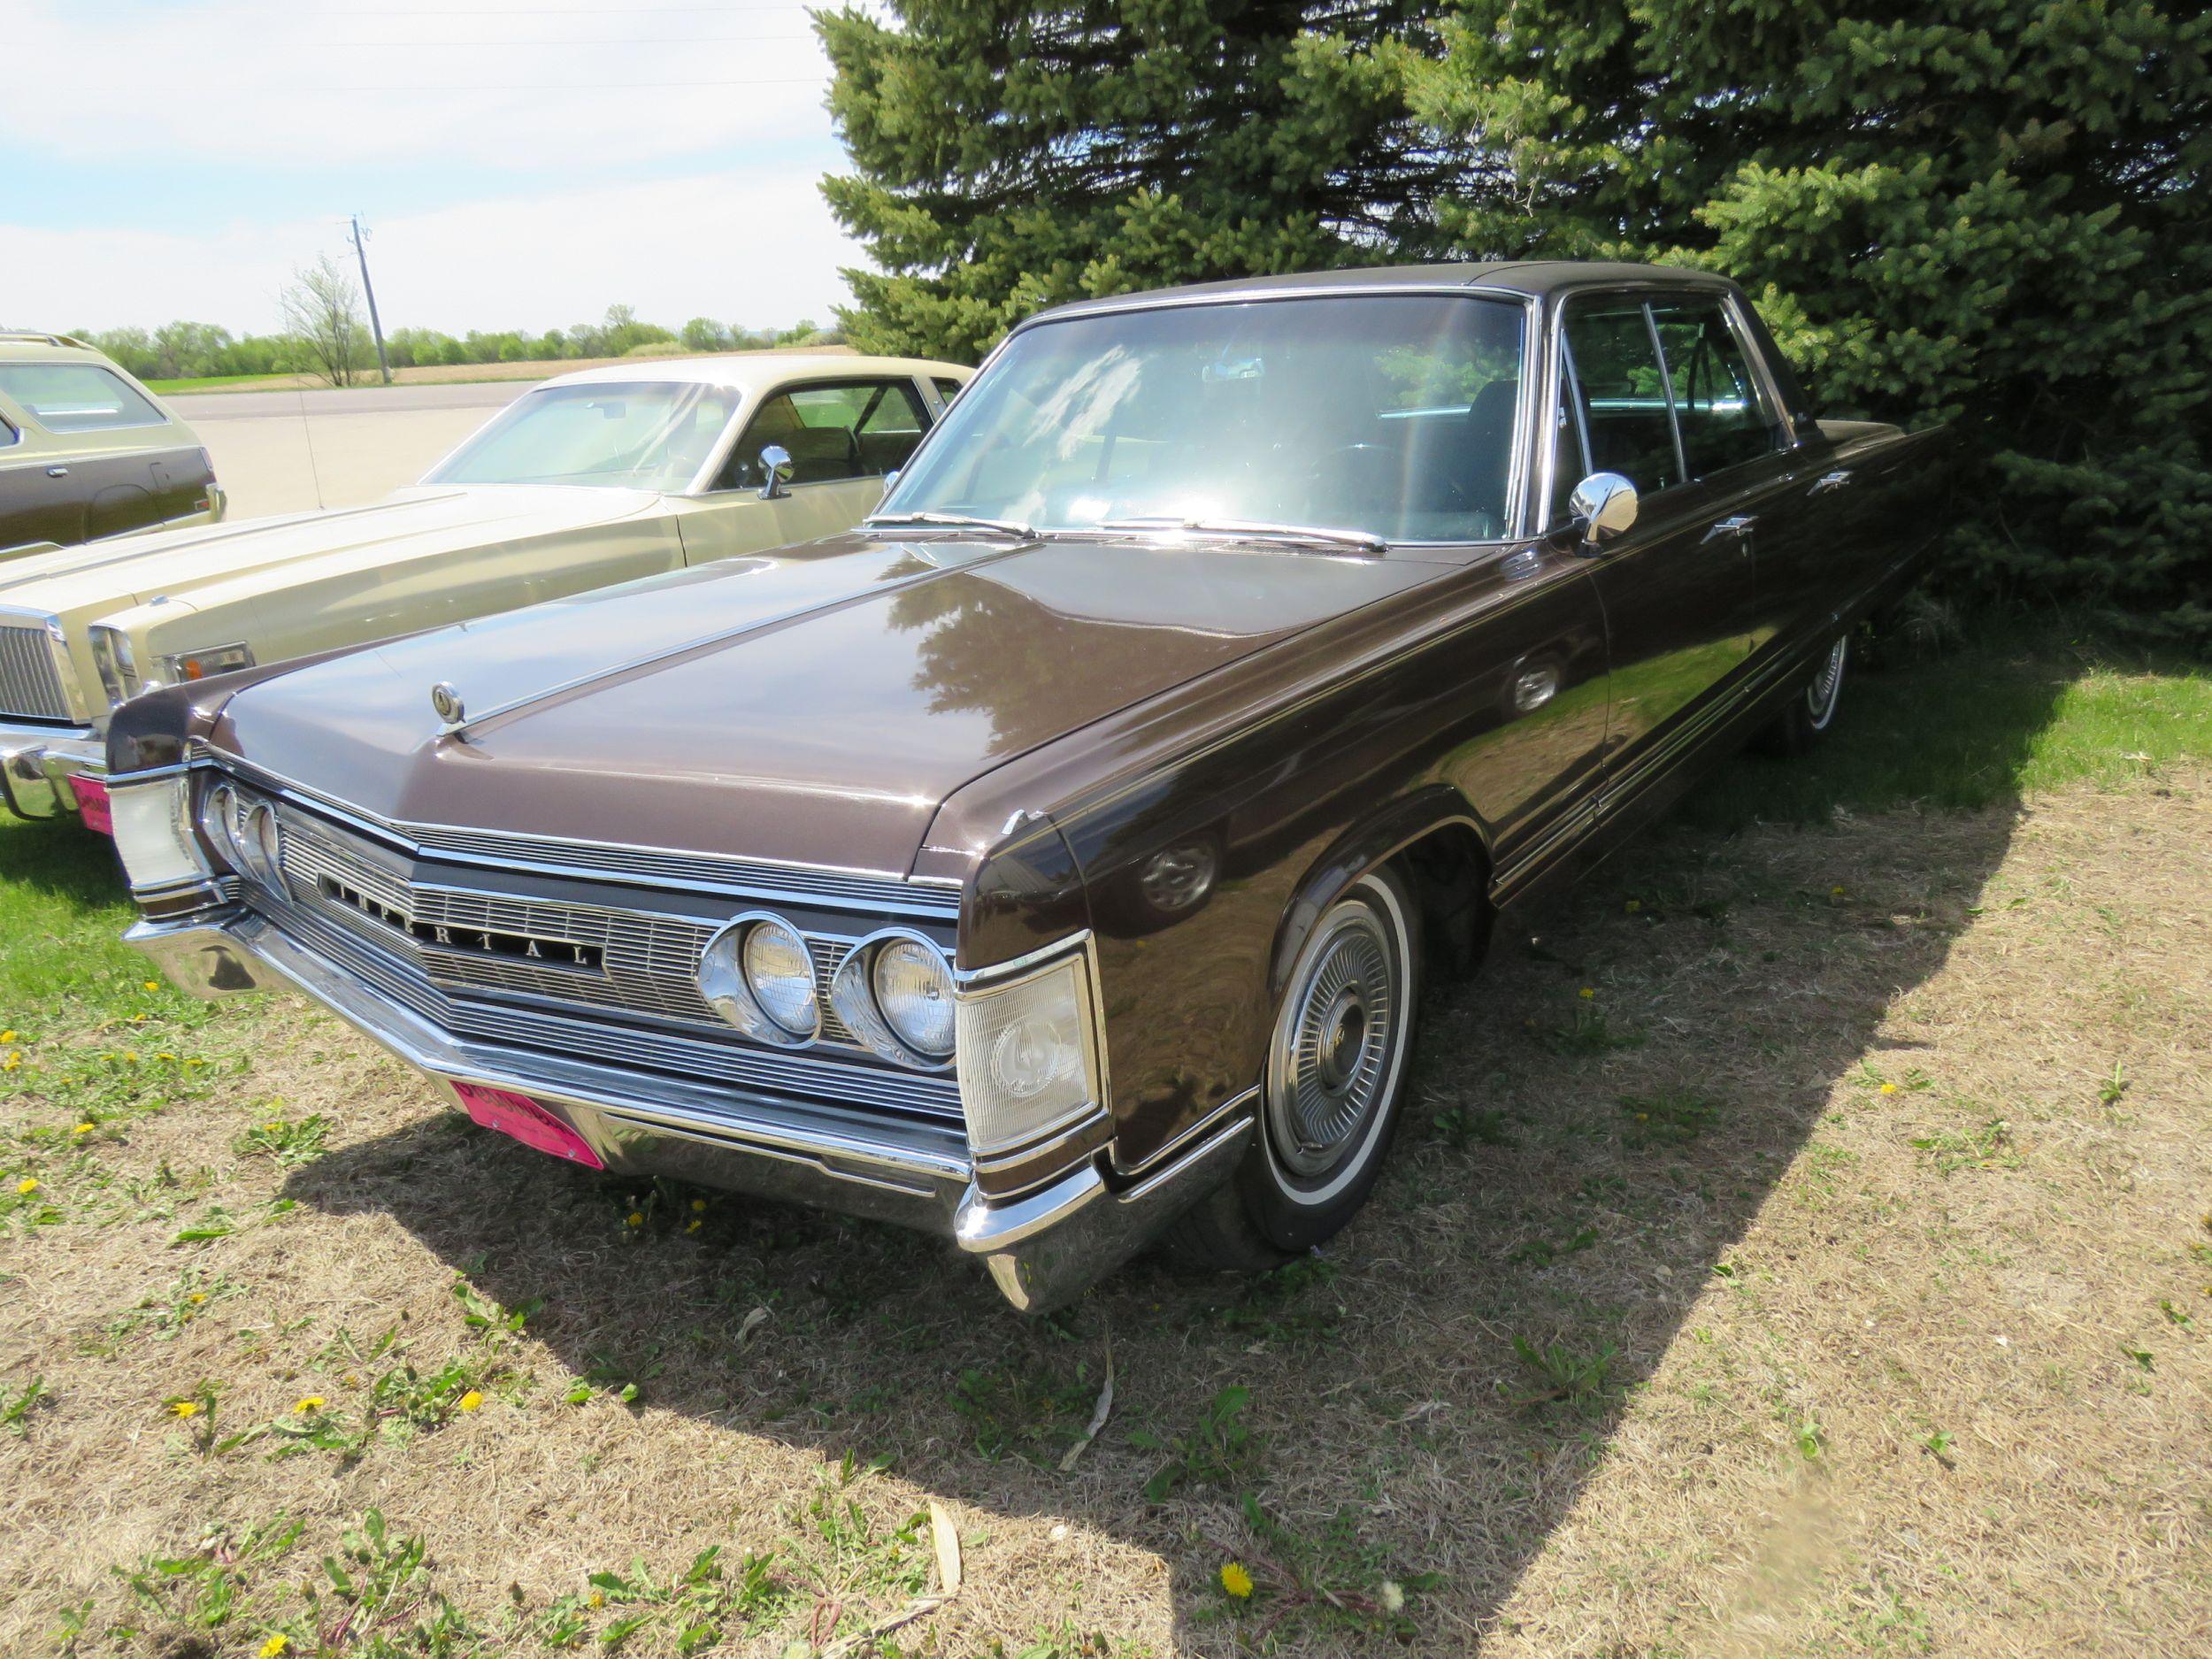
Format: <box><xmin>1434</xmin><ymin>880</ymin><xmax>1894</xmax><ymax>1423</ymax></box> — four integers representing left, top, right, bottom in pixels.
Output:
<box><xmin>1569</xmin><ymin>472</ymin><xmax>1638</xmax><ymax>547</ymax></box>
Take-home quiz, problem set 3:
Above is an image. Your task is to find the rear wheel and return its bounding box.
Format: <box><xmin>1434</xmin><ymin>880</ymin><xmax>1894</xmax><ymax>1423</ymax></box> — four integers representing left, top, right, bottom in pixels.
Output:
<box><xmin>1165</xmin><ymin>866</ymin><xmax>1421</xmax><ymax>1272</ymax></box>
<box><xmin>1760</xmin><ymin>634</ymin><xmax>1849</xmax><ymax>757</ymax></box>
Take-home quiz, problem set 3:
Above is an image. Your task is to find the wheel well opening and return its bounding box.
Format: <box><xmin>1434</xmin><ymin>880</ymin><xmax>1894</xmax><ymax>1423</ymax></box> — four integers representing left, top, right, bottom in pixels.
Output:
<box><xmin>1393</xmin><ymin>822</ymin><xmax>1491</xmax><ymax>980</ymax></box>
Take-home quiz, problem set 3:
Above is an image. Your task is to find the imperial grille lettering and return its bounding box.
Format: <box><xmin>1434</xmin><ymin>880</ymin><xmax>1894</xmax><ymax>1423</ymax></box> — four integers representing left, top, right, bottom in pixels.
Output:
<box><xmin>318</xmin><ymin>875</ymin><xmax>604</xmax><ymax>971</ymax></box>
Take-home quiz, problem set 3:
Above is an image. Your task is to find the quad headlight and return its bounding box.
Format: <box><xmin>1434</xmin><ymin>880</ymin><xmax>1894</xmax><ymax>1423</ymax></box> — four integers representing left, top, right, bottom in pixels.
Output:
<box><xmin>831</xmin><ymin>930</ymin><xmax>956</xmax><ymax>1068</ymax></box>
<box><xmin>699</xmin><ymin>914</ymin><xmax>820</xmax><ymax>1047</ymax></box>
<box><xmin>196</xmin><ymin>781</ymin><xmax>284</xmax><ymax>893</ymax></box>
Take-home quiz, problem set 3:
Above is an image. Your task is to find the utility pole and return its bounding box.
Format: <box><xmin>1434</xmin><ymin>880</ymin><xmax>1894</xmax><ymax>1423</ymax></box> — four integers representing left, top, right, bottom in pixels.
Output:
<box><xmin>348</xmin><ymin>214</ymin><xmax>392</xmax><ymax>386</ymax></box>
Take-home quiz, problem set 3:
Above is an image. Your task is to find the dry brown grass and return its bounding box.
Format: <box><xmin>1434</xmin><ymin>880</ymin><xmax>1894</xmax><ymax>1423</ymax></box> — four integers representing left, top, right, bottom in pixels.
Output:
<box><xmin>2</xmin><ymin>772</ymin><xmax>2207</xmax><ymax>1656</ymax></box>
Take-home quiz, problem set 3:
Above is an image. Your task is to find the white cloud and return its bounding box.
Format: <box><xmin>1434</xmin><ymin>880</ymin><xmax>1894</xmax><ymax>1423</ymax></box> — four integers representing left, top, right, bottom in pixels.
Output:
<box><xmin>0</xmin><ymin>170</ymin><xmax>864</xmax><ymax>334</ymax></box>
<box><xmin>7</xmin><ymin>0</ymin><xmax>842</xmax><ymax>169</ymax></box>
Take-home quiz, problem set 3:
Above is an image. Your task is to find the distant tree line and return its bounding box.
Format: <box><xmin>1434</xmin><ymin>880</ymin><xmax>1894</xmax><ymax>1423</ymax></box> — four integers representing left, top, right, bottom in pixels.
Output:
<box><xmin>78</xmin><ymin>302</ymin><xmax>842</xmax><ymax>384</ymax></box>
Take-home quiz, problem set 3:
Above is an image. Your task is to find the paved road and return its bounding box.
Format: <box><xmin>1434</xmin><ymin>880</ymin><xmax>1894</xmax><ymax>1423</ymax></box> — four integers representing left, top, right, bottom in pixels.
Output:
<box><xmin>172</xmin><ymin>380</ymin><xmax>539</xmax><ymax>518</ymax></box>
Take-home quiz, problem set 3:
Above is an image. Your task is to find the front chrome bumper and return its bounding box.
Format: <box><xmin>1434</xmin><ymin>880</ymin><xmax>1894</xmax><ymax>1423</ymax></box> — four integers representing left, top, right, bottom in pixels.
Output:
<box><xmin>127</xmin><ymin>904</ymin><xmax>1250</xmax><ymax>1313</ymax></box>
<box><xmin>0</xmin><ymin>724</ymin><xmax>104</xmax><ymax>821</ymax></box>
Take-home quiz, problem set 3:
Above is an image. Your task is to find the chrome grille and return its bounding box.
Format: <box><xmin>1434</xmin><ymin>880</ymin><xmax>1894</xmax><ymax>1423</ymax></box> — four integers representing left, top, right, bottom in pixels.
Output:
<box><xmin>0</xmin><ymin>622</ymin><xmax>73</xmax><ymax>723</ymax></box>
<box><xmin>403</xmin><ymin>823</ymin><xmax>956</xmax><ymax>916</ymax></box>
<box><xmin>250</xmin><ymin>795</ymin><xmax>959</xmax><ymax>1125</ymax></box>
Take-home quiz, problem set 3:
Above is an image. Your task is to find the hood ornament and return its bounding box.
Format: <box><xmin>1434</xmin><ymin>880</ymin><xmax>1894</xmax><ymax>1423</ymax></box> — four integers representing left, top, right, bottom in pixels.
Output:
<box><xmin>429</xmin><ymin>681</ymin><xmax>465</xmax><ymax>727</ymax></box>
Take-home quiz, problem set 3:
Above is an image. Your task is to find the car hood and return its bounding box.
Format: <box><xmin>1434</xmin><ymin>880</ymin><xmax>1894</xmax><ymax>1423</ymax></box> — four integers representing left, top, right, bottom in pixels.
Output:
<box><xmin>212</xmin><ymin>531</ymin><xmax>1447</xmax><ymax>875</ymax></box>
<box><xmin>0</xmin><ymin>487</ymin><xmax>661</xmax><ymax>624</ymax></box>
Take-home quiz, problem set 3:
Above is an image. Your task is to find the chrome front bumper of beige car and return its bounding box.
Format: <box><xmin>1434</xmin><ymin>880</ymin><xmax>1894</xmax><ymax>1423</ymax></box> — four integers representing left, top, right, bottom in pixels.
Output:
<box><xmin>0</xmin><ymin>725</ymin><xmax>105</xmax><ymax>822</ymax></box>
<box><xmin>127</xmin><ymin>902</ymin><xmax>1253</xmax><ymax>1314</ymax></box>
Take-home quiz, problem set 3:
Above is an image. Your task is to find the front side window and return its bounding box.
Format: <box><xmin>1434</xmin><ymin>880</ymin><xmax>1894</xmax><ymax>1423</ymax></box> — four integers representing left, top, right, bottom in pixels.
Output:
<box><xmin>1649</xmin><ymin>300</ymin><xmax>1782</xmax><ymax>477</ymax></box>
<box><xmin>721</xmin><ymin>380</ymin><xmax>931</xmax><ymax>489</ymax></box>
<box><xmin>423</xmin><ymin>381</ymin><xmax>737</xmax><ymax>490</ymax></box>
<box><xmin>0</xmin><ymin>363</ymin><xmax>166</xmax><ymax>434</ymax></box>
<box><xmin>1558</xmin><ymin>303</ymin><xmax>1681</xmax><ymax>496</ymax></box>
<box><xmin>879</xmin><ymin>294</ymin><xmax>1527</xmax><ymax>542</ymax></box>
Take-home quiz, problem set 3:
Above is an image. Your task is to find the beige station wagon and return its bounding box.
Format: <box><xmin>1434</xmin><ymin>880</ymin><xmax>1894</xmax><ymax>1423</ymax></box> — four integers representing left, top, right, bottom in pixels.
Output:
<box><xmin>0</xmin><ymin>351</ymin><xmax>968</xmax><ymax>827</ymax></box>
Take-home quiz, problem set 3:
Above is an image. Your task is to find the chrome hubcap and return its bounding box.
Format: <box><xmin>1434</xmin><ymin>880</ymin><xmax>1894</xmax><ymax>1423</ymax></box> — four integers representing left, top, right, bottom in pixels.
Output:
<box><xmin>1270</xmin><ymin>906</ymin><xmax>1398</xmax><ymax>1177</ymax></box>
<box><xmin>1806</xmin><ymin>636</ymin><xmax>1847</xmax><ymax>727</ymax></box>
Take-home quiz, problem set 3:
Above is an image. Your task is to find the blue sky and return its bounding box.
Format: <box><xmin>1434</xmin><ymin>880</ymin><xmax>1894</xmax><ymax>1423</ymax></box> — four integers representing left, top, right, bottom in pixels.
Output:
<box><xmin>1</xmin><ymin>0</ymin><xmax>872</xmax><ymax>335</ymax></box>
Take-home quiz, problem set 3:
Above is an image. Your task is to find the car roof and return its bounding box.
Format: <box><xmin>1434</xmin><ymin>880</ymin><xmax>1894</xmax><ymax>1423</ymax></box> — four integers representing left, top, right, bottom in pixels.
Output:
<box><xmin>1024</xmin><ymin>261</ymin><xmax>1741</xmax><ymax>324</ymax></box>
<box><xmin>0</xmin><ymin>332</ymin><xmax>116</xmax><ymax>363</ymax></box>
<box><xmin>541</xmin><ymin>350</ymin><xmax>967</xmax><ymax>395</ymax></box>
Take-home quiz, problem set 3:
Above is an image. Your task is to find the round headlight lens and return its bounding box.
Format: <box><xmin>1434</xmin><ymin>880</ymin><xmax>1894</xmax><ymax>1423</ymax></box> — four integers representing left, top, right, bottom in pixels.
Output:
<box><xmin>871</xmin><ymin>938</ymin><xmax>954</xmax><ymax>1058</ymax></box>
<box><xmin>197</xmin><ymin>782</ymin><xmax>242</xmax><ymax>872</ymax></box>
<box><xmin>238</xmin><ymin>800</ymin><xmax>284</xmax><ymax>891</ymax></box>
<box><xmin>741</xmin><ymin>920</ymin><xmax>818</xmax><ymax>1036</ymax></box>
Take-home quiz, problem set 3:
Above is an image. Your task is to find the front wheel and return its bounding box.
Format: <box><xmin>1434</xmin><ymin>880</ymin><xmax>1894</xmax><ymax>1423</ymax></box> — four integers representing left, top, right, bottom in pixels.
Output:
<box><xmin>1759</xmin><ymin>634</ymin><xmax>1849</xmax><ymax>757</ymax></box>
<box><xmin>1164</xmin><ymin>866</ymin><xmax>1422</xmax><ymax>1273</ymax></box>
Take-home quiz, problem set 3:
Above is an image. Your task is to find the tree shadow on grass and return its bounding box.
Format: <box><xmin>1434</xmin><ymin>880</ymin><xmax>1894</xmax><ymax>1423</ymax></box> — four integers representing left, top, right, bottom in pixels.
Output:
<box><xmin>281</xmin><ymin>642</ymin><xmax>2080</xmax><ymax>1655</ymax></box>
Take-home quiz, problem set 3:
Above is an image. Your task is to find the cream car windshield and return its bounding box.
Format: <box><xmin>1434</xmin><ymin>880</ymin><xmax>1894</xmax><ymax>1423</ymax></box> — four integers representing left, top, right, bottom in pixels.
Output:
<box><xmin>424</xmin><ymin>381</ymin><xmax>737</xmax><ymax>490</ymax></box>
<box><xmin>879</xmin><ymin>294</ymin><xmax>1526</xmax><ymax>543</ymax></box>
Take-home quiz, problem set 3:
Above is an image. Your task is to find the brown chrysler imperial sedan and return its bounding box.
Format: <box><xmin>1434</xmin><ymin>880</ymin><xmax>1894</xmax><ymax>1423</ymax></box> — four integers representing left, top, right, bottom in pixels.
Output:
<box><xmin>108</xmin><ymin>264</ymin><xmax>1946</xmax><ymax>1312</ymax></box>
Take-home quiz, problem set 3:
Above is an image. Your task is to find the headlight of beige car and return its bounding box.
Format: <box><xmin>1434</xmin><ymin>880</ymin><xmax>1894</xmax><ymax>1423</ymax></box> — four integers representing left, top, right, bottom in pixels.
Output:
<box><xmin>88</xmin><ymin>625</ymin><xmax>142</xmax><ymax>707</ymax></box>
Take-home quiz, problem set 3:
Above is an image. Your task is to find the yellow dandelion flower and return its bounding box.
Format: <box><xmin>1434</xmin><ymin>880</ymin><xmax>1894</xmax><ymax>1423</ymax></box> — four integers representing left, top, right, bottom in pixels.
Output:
<box><xmin>1879</xmin><ymin>1082</ymin><xmax>1899</xmax><ymax>1095</ymax></box>
<box><xmin>131</xmin><ymin>1013</ymin><xmax>146</xmax><ymax>1023</ymax></box>
<box><xmin>121</xmin><ymin>1050</ymin><xmax>139</xmax><ymax>1063</ymax></box>
<box><xmin>73</xmin><ymin>1122</ymin><xmax>94</xmax><ymax>1134</ymax></box>
<box><xmin>588</xmin><ymin>1591</ymin><xmax>606</xmax><ymax>1609</ymax></box>
<box><xmin>294</xmin><ymin>1396</ymin><xmax>326</xmax><ymax>1414</ymax></box>
<box><xmin>625</xmin><ymin>1211</ymin><xmax>645</xmax><ymax>1228</ymax></box>
<box><xmin>1830</xmin><ymin>886</ymin><xmax>1847</xmax><ymax>898</ymax></box>
<box><xmin>144</xmin><ymin>980</ymin><xmax>160</xmax><ymax>993</ymax></box>
<box><xmin>1220</xmin><ymin>1562</ymin><xmax>1255</xmax><ymax>1600</ymax></box>
<box><xmin>3</xmin><ymin>1054</ymin><xmax>19</xmax><ymax>1071</ymax></box>
<box><xmin>158</xmin><ymin>1052</ymin><xmax>176</xmax><ymax>1062</ymax></box>
<box><xmin>259</xmin><ymin>1636</ymin><xmax>289</xmax><ymax>1659</ymax></box>
<box><xmin>187</xmin><ymin>1293</ymin><xmax>207</xmax><ymax>1305</ymax></box>
<box><xmin>1578</xmin><ymin>987</ymin><xmax>1595</xmax><ymax>1000</ymax></box>
<box><xmin>187</xmin><ymin>1058</ymin><xmax>204</xmax><ymax>1067</ymax></box>
<box><xmin>1624</xmin><ymin>898</ymin><xmax>1641</xmax><ymax>913</ymax></box>
<box><xmin>686</xmin><ymin>1219</ymin><xmax>702</xmax><ymax>1233</ymax></box>
<box><xmin>0</xmin><ymin>1030</ymin><xmax>14</xmax><ymax>1042</ymax></box>
<box><xmin>14</xmin><ymin>1177</ymin><xmax>36</xmax><ymax>1194</ymax></box>
<box><xmin>457</xmin><ymin>1390</ymin><xmax>484</xmax><ymax>1412</ymax></box>
<box><xmin>342</xmin><ymin>1372</ymin><xmax>360</xmax><ymax>1386</ymax></box>
<box><xmin>690</xmin><ymin>1198</ymin><xmax>707</xmax><ymax>1212</ymax></box>
<box><xmin>170</xmin><ymin>1400</ymin><xmax>200</xmax><ymax>1418</ymax></box>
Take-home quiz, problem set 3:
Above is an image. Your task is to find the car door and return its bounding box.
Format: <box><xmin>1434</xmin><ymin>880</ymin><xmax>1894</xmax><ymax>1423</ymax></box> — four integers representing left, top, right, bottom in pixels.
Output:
<box><xmin>1551</xmin><ymin>293</ymin><xmax>1761</xmax><ymax>804</ymax></box>
<box><xmin>1643</xmin><ymin>294</ymin><xmax>1814</xmax><ymax>700</ymax></box>
<box><xmin>673</xmin><ymin>377</ymin><xmax>934</xmax><ymax>564</ymax></box>
<box><xmin>0</xmin><ymin>404</ymin><xmax>87</xmax><ymax>554</ymax></box>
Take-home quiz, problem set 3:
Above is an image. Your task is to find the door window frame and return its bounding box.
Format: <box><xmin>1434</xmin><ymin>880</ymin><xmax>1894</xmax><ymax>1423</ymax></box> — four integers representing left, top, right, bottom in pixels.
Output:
<box><xmin>1536</xmin><ymin>285</ymin><xmax>1797</xmax><ymax>532</ymax></box>
<box><xmin>705</xmin><ymin>376</ymin><xmax>934</xmax><ymax>495</ymax></box>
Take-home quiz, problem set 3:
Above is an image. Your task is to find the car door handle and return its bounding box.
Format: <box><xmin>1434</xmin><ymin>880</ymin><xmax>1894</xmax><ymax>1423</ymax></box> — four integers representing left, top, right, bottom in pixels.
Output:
<box><xmin>1704</xmin><ymin>514</ymin><xmax>1756</xmax><ymax>545</ymax></box>
<box><xmin>1809</xmin><ymin>469</ymin><xmax>1853</xmax><ymax>495</ymax></box>
<box><xmin>45</xmin><ymin>466</ymin><xmax>69</xmax><ymax>479</ymax></box>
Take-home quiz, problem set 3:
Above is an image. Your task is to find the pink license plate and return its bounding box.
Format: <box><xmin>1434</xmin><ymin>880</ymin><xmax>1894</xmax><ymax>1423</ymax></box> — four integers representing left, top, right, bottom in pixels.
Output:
<box><xmin>452</xmin><ymin>1083</ymin><xmax>603</xmax><ymax>1169</ymax></box>
<box><xmin>73</xmin><ymin>775</ymin><xmax>112</xmax><ymax>836</ymax></box>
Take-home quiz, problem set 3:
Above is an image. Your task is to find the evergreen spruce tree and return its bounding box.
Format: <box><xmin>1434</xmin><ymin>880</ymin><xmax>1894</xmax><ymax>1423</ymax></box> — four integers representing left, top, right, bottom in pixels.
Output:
<box><xmin>818</xmin><ymin>1</ymin><xmax>1451</xmax><ymax>362</ymax></box>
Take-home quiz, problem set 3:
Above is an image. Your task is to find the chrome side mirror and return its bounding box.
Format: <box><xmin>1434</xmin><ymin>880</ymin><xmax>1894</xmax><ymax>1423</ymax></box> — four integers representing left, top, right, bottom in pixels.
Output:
<box><xmin>877</xmin><ymin>468</ymin><xmax>901</xmax><ymax>509</ymax></box>
<box><xmin>757</xmin><ymin>444</ymin><xmax>793</xmax><ymax>502</ymax></box>
<box><xmin>1569</xmin><ymin>472</ymin><xmax>1638</xmax><ymax>548</ymax></box>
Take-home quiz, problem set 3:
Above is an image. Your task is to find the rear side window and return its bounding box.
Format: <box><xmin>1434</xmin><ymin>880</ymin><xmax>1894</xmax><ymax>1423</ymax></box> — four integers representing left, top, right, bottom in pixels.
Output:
<box><xmin>933</xmin><ymin>377</ymin><xmax>964</xmax><ymax>406</ymax></box>
<box><xmin>1649</xmin><ymin>300</ymin><xmax>1781</xmax><ymax>477</ymax></box>
<box><xmin>723</xmin><ymin>380</ymin><xmax>931</xmax><ymax>488</ymax></box>
<box><xmin>0</xmin><ymin>363</ymin><xmax>167</xmax><ymax>433</ymax></box>
<box><xmin>1559</xmin><ymin>304</ymin><xmax>1680</xmax><ymax>495</ymax></box>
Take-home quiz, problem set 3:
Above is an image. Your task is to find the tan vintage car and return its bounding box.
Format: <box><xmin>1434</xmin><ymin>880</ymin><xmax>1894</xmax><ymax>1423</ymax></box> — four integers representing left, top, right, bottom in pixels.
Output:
<box><xmin>0</xmin><ymin>352</ymin><xmax>968</xmax><ymax>828</ymax></box>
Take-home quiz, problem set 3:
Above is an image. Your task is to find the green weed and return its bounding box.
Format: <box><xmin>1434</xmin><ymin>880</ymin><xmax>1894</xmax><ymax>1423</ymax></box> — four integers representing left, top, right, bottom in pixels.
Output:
<box><xmin>1132</xmin><ymin>1384</ymin><xmax>1263</xmax><ymax>1501</ymax></box>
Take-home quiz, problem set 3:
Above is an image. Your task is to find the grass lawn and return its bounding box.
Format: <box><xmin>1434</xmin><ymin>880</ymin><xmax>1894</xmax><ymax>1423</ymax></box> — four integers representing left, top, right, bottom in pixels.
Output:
<box><xmin>143</xmin><ymin>373</ymin><xmax>296</xmax><ymax>395</ymax></box>
<box><xmin>0</xmin><ymin>627</ymin><xmax>2206</xmax><ymax>1656</ymax></box>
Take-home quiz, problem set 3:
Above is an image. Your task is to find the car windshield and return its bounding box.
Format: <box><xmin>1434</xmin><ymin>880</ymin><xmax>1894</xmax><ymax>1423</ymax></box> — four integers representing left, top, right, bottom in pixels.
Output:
<box><xmin>423</xmin><ymin>380</ymin><xmax>738</xmax><ymax>490</ymax></box>
<box><xmin>878</xmin><ymin>293</ymin><xmax>1526</xmax><ymax>543</ymax></box>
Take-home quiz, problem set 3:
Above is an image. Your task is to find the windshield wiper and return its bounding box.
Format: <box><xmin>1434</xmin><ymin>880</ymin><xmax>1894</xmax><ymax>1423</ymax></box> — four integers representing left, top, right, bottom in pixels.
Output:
<box><xmin>863</xmin><ymin>510</ymin><xmax>1040</xmax><ymax>539</ymax></box>
<box><xmin>1098</xmin><ymin>516</ymin><xmax>1388</xmax><ymax>554</ymax></box>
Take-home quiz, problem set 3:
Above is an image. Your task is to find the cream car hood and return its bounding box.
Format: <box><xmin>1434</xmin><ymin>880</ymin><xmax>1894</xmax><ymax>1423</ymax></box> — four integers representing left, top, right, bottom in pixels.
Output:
<box><xmin>0</xmin><ymin>487</ymin><xmax>663</xmax><ymax>626</ymax></box>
